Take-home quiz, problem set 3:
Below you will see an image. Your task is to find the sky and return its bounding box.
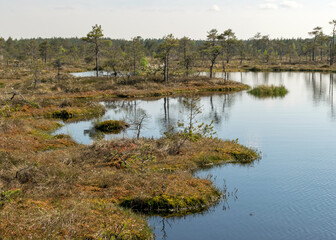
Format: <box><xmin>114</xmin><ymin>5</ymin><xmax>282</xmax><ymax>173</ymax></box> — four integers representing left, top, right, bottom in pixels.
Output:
<box><xmin>1</xmin><ymin>0</ymin><xmax>336</xmax><ymax>40</ymax></box>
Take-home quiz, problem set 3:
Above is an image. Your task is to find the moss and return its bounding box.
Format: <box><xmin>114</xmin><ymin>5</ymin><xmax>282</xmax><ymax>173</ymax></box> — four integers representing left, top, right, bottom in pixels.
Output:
<box><xmin>0</xmin><ymin>93</ymin><xmax>261</xmax><ymax>238</ymax></box>
<box><xmin>0</xmin><ymin>199</ymin><xmax>153</xmax><ymax>240</ymax></box>
<box><xmin>0</xmin><ymin>189</ymin><xmax>21</xmax><ymax>208</ymax></box>
<box><xmin>320</xmin><ymin>64</ymin><xmax>330</xmax><ymax>68</ymax></box>
<box><xmin>117</xmin><ymin>94</ymin><xmax>129</xmax><ymax>98</ymax></box>
<box><xmin>196</xmin><ymin>154</ymin><xmax>230</xmax><ymax>167</ymax></box>
<box><xmin>194</xmin><ymin>142</ymin><xmax>260</xmax><ymax>167</ymax></box>
<box><xmin>48</xmin><ymin>104</ymin><xmax>105</xmax><ymax>121</ymax></box>
<box><xmin>52</xmin><ymin>109</ymin><xmax>74</xmax><ymax>120</ymax></box>
<box><xmin>213</xmin><ymin>140</ymin><xmax>261</xmax><ymax>164</ymax></box>
<box><xmin>119</xmin><ymin>191</ymin><xmax>221</xmax><ymax>215</ymax></box>
<box><xmin>29</xmin><ymin>129</ymin><xmax>53</xmax><ymax>140</ymax></box>
<box><xmin>248</xmin><ymin>66</ymin><xmax>263</xmax><ymax>72</ymax></box>
<box><xmin>94</xmin><ymin>120</ymin><xmax>130</xmax><ymax>133</ymax></box>
<box><xmin>225</xmin><ymin>147</ymin><xmax>261</xmax><ymax>164</ymax></box>
<box><xmin>54</xmin><ymin>134</ymin><xmax>71</xmax><ymax>140</ymax></box>
<box><xmin>0</xmin><ymin>82</ymin><xmax>5</xmax><ymax>88</ymax></box>
<box><xmin>248</xmin><ymin>85</ymin><xmax>288</xmax><ymax>98</ymax></box>
<box><xmin>26</xmin><ymin>101</ymin><xmax>40</xmax><ymax>109</ymax></box>
<box><xmin>80</xmin><ymin>138</ymin><xmax>260</xmax><ymax>216</ymax></box>
<box><xmin>152</xmin><ymin>92</ymin><xmax>163</xmax><ymax>97</ymax></box>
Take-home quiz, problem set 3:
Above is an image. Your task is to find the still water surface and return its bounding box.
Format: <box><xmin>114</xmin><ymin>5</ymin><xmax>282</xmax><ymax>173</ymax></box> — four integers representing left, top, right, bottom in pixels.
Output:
<box><xmin>55</xmin><ymin>72</ymin><xmax>336</xmax><ymax>240</ymax></box>
<box><xmin>70</xmin><ymin>71</ymin><xmax>110</xmax><ymax>77</ymax></box>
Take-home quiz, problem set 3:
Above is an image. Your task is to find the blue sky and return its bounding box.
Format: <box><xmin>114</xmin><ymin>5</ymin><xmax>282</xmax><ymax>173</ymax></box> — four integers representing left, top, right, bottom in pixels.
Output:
<box><xmin>1</xmin><ymin>0</ymin><xmax>336</xmax><ymax>39</ymax></box>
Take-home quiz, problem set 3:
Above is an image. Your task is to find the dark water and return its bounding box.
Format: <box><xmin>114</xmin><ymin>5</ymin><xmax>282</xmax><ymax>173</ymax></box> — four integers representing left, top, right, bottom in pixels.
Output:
<box><xmin>55</xmin><ymin>72</ymin><xmax>336</xmax><ymax>240</ymax></box>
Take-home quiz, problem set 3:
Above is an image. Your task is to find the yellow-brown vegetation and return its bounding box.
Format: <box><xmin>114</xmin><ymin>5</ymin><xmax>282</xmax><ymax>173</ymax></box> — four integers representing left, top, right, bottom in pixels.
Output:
<box><xmin>0</xmin><ymin>66</ymin><xmax>259</xmax><ymax>239</ymax></box>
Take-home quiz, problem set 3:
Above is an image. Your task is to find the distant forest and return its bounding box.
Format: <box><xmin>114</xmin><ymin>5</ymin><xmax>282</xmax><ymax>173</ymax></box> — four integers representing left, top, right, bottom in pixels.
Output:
<box><xmin>1</xmin><ymin>21</ymin><xmax>336</xmax><ymax>79</ymax></box>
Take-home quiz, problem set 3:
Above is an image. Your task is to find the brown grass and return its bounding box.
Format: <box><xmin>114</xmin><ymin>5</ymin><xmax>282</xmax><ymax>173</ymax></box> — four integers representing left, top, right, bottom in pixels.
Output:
<box><xmin>0</xmin><ymin>66</ymin><xmax>259</xmax><ymax>239</ymax></box>
<box><xmin>0</xmin><ymin>115</ymin><xmax>259</xmax><ymax>238</ymax></box>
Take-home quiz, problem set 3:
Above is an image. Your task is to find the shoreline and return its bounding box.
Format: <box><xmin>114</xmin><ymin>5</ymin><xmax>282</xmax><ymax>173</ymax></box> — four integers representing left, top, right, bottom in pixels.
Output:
<box><xmin>196</xmin><ymin>64</ymin><xmax>336</xmax><ymax>73</ymax></box>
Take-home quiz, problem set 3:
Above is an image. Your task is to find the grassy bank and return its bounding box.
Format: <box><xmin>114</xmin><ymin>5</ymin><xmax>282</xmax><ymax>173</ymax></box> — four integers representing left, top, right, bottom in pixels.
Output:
<box><xmin>238</xmin><ymin>64</ymin><xmax>336</xmax><ymax>73</ymax></box>
<box><xmin>197</xmin><ymin>61</ymin><xmax>336</xmax><ymax>73</ymax></box>
<box><xmin>0</xmin><ymin>68</ymin><xmax>249</xmax><ymax>103</ymax></box>
<box><xmin>33</xmin><ymin>76</ymin><xmax>249</xmax><ymax>101</ymax></box>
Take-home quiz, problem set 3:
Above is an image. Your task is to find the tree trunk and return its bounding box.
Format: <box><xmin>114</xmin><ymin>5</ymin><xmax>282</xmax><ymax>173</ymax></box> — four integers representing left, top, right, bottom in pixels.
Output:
<box><xmin>189</xmin><ymin>102</ymin><xmax>193</xmax><ymax>134</ymax></box>
<box><xmin>95</xmin><ymin>43</ymin><xmax>99</xmax><ymax>77</ymax></box>
<box><xmin>133</xmin><ymin>54</ymin><xmax>136</xmax><ymax>76</ymax></box>
<box><xmin>111</xmin><ymin>66</ymin><xmax>116</xmax><ymax>77</ymax></box>
<box><xmin>166</xmin><ymin>54</ymin><xmax>169</xmax><ymax>82</ymax></box>
<box><xmin>210</xmin><ymin>62</ymin><xmax>214</xmax><ymax>79</ymax></box>
<box><xmin>163</xmin><ymin>56</ymin><xmax>167</xmax><ymax>82</ymax></box>
<box><xmin>330</xmin><ymin>36</ymin><xmax>335</xmax><ymax>66</ymax></box>
<box><xmin>164</xmin><ymin>98</ymin><xmax>167</xmax><ymax>121</ymax></box>
<box><xmin>167</xmin><ymin>98</ymin><xmax>170</xmax><ymax>120</ymax></box>
<box><xmin>313</xmin><ymin>40</ymin><xmax>316</xmax><ymax>62</ymax></box>
<box><xmin>222</xmin><ymin>61</ymin><xmax>227</xmax><ymax>84</ymax></box>
<box><xmin>330</xmin><ymin>42</ymin><xmax>333</xmax><ymax>66</ymax></box>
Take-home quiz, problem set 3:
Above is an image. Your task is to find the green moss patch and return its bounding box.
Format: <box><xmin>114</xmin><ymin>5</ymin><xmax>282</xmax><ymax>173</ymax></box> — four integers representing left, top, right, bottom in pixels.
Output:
<box><xmin>52</xmin><ymin>109</ymin><xmax>74</xmax><ymax>119</ymax></box>
<box><xmin>247</xmin><ymin>66</ymin><xmax>263</xmax><ymax>72</ymax></box>
<box><xmin>248</xmin><ymin>85</ymin><xmax>288</xmax><ymax>98</ymax></box>
<box><xmin>95</xmin><ymin>120</ymin><xmax>130</xmax><ymax>133</ymax></box>
<box><xmin>47</xmin><ymin>104</ymin><xmax>105</xmax><ymax>120</ymax></box>
<box><xmin>194</xmin><ymin>140</ymin><xmax>260</xmax><ymax>167</ymax></box>
<box><xmin>0</xmin><ymin>189</ymin><xmax>21</xmax><ymax>208</ymax></box>
<box><xmin>120</xmin><ymin>191</ymin><xmax>221</xmax><ymax>215</ymax></box>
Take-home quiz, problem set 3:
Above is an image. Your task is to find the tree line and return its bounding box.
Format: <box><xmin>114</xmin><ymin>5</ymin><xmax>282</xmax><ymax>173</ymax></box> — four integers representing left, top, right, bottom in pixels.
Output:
<box><xmin>1</xmin><ymin>20</ymin><xmax>336</xmax><ymax>80</ymax></box>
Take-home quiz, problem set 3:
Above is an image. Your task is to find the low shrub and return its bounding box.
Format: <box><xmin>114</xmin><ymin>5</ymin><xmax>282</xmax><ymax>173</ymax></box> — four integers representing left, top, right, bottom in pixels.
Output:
<box><xmin>52</xmin><ymin>109</ymin><xmax>73</xmax><ymax>119</ymax></box>
<box><xmin>94</xmin><ymin>120</ymin><xmax>130</xmax><ymax>133</ymax></box>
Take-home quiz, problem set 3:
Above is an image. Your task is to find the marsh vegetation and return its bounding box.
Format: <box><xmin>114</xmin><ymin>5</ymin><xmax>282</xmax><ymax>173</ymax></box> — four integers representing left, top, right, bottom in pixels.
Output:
<box><xmin>94</xmin><ymin>120</ymin><xmax>130</xmax><ymax>133</ymax></box>
<box><xmin>0</xmin><ymin>63</ymin><xmax>259</xmax><ymax>239</ymax></box>
<box><xmin>248</xmin><ymin>85</ymin><xmax>289</xmax><ymax>98</ymax></box>
<box><xmin>2</xmin><ymin>19</ymin><xmax>336</xmax><ymax>239</ymax></box>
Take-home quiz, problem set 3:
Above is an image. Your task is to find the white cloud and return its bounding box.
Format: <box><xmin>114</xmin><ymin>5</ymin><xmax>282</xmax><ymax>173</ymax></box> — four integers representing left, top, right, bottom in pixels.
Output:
<box><xmin>259</xmin><ymin>0</ymin><xmax>303</xmax><ymax>10</ymax></box>
<box><xmin>280</xmin><ymin>1</ymin><xmax>302</xmax><ymax>9</ymax></box>
<box><xmin>329</xmin><ymin>2</ymin><xmax>336</xmax><ymax>7</ymax></box>
<box><xmin>211</xmin><ymin>4</ymin><xmax>221</xmax><ymax>12</ymax></box>
<box><xmin>259</xmin><ymin>3</ymin><xmax>278</xmax><ymax>9</ymax></box>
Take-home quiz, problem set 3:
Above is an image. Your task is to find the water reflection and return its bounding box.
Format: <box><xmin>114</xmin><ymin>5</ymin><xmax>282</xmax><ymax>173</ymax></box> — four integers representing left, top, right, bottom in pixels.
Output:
<box><xmin>207</xmin><ymin>94</ymin><xmax>235</xmax><ymax>123</ymax></box>
<box><xmin>303</xmin><ymin>72</ymin><xmax>336</xmax><ymax>119</ymax></box>
<box><xmin>55</xmin><ymin>72</ymin><xmax>336</xmax><ymax>144</ymax></box>
<box><xmin>56</xmin><ymin>94</ymin><xmax>235</xmax><ymax>145</ymax></box>
<box><xmin>229</xmin><ymin>72</ymin><xmax>336</xmax><ymax>120</ymax></box>
<box><xmin>83</xmin><ymin>128</ymin><xmax>105</xmax><ymax>141</ymax></box>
